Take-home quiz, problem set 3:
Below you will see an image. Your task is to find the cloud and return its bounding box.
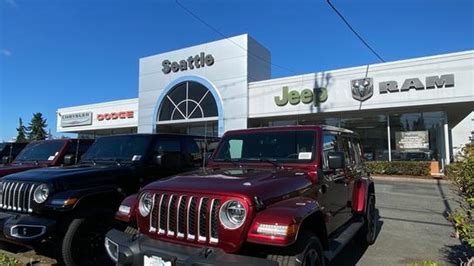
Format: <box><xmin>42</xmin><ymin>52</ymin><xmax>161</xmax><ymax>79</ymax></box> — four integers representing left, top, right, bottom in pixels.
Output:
<box><xmin>1</xmin><ymin>49</ymin><xmax>12</xmax><ymax>56</ymax></box>
<box><xmin>4</xmin><ymin>0</ymin><xmax>17</xmax><ymax>8</ymax></box>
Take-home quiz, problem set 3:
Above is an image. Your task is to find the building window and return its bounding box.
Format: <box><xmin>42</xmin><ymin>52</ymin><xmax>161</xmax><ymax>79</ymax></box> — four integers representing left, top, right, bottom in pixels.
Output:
<box><xmin>389</xmin><ymin>111</ymin><xmax>445</xmax><ymax>162</ymax></box>
<box><xmin>158</xmin><ymin>81</ymin><xmax>218</xmax><ymax>121</ymax></box>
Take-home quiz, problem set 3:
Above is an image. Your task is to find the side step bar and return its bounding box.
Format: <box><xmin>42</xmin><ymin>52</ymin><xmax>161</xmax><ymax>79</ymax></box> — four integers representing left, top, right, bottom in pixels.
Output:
<box><xmin>324</xmin><ymin>217</ymin><xmax>364</xmax><ymax>262</ymax></box>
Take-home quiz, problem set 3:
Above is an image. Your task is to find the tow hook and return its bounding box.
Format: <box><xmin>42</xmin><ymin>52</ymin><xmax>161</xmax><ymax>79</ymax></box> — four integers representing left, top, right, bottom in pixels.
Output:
<box><xmin>202</xmin><ymin>248</ymin><xmax>213</xmax><ymax>258</ymax></box>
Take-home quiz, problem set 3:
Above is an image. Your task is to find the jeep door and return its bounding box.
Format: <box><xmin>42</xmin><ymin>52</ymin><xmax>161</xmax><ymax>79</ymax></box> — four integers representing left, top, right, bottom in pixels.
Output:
<box><xmin>319</xmin><ymin>132</ymin><xmax>352</xmax><ymax>234</ymax></box>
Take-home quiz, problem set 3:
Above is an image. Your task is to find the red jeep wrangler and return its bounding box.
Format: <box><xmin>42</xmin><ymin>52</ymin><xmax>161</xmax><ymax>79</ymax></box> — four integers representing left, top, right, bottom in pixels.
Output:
<box><xmin>105</xmin><ymin>126</ymin><xmax>377</xmax><ymax>265</ymax></box>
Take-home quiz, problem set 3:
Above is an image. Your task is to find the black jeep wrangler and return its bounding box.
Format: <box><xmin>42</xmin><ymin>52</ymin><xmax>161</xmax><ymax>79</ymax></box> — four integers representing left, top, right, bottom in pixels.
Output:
<box><xmin>0</xmin><ymin>133</ymin><xmax>219</xmax><ymax>265</ymax></box>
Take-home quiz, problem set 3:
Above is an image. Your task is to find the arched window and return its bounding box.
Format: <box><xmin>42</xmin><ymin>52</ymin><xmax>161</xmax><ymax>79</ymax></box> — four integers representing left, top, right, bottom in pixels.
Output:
<box><xmin>158</xmin><ymin>81</ymin><xmax>218</xmax><ymax>122</ymax></box>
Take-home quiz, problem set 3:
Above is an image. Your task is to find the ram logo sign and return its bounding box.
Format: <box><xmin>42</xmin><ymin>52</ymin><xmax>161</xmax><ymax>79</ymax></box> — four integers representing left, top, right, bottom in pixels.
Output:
<box><xmin>351</xmin><ymin>78</ymin><xmax>374</xmax><ymax>102</ymax></box>
<box><xmin>350</xmin><ymin>74</ymin><xmax>455</xmax><ymax>102</ymax></box>
<box><xmin>379</xmin><ymin>74</ymin><xmax>455</xmax><ymax>94</ymax></box>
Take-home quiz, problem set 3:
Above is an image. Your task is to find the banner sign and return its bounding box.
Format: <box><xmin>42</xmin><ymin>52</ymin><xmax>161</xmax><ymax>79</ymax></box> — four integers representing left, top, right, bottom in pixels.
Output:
<box><xmin>395</xmin><ymin>131</ymin><xmax>429</xmax><ymax>151</ymax></box>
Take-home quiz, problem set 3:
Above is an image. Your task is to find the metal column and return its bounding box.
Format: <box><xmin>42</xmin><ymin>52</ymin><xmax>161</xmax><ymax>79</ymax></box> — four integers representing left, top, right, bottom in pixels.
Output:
<box><xmin>444</xmin><ymin>113</ymin><xmax>450</xmax><ymax>165</ymax></box>
<box><xmin>387</xmin><ymin>114</ymin><xmax>392</xmax><ymax>162</ymax></box>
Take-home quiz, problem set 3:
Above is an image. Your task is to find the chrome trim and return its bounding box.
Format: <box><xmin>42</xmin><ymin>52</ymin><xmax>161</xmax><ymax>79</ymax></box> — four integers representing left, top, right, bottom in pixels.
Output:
<box><xmin>16</xmin><ymin>183</ymin><xmax>24</xmax><ymax>211</ymax></box>
<box><xmin>27</xmin><ymin>184</ymin><xmax>35</xmax><ymax>212</ymax></box>
<box><xmin>157</xmin><ymin>194</ymin><xmax>165</xmax><ymax>234</ymax></box>
<box><xmin>209</xmin><ymin>198</ymin><xmax>218</xmax><ymax>244</ymax></box>
<box><xmin>12</xmin><ymin>182</ymin><xmax>19</xmax><ymax>210</ymax></box>
<box><xmin>187</xmin><ymin>196</ymin><xmax>195</xmax><ymax>240</ymax></box>
<box><xmin>10</xmin><ymin>224</ymin><xmax>46</xmax><ymax>239</ymax></box>
<box><xmin>176</xmin><ymin>195</ymin><xmax>184</xmax><ymax>238</ymax></box>
<box><xmin>0</xmin><ymin>182</ymin><xmax>5</xmax><ymax>207</ymax></box>
<box><xmin>149</xmin><ymin>193</ymin><xmax>157</xmax><ymax>233</ymax></box>
<box><xmin>166</xmin><ymin>195</ymin><xmax>175</xmax><ymax>236</ymax></box>
<box><xmin>4</xmin><ymin>182</ymin><xmax>12</xmax><ymax>210</ymax></box>
<box><xmin>104</xmin><ymin>237</ymin><xmax>119</xmax><ymax>263</ymax></box>
<box><xmin>197</xmin><ymin>197</ymin><xmax>206</xmax><ymax>242</ymax></box>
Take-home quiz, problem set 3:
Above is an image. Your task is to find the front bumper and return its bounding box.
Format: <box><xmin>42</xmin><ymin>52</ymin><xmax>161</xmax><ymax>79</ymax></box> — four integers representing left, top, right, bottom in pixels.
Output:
<box><xmin>105</xmin><ymin>229</ymin><xmax>278</xmax><ymax>266</ymax></box>
<box><xmin>0</xmin><ymin>212</ymin><xmax>56</xmax><ymax>242</ymax></box>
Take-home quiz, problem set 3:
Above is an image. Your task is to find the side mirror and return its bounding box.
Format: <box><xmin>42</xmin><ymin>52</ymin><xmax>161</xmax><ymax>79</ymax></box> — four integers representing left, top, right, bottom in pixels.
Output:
<box><xmin>328</xmin><ymin>151</ymin><xmax>345</xmax><ymax>169</ymax></box>
<box><xmin>1</xmin><ymin>156</ymin><xmax>11</xmax><ymax>165</ymax></box>
<box><xmin>63</xmin><ymin>154</ymin><xmax>76</xmax><ymax>166</ymax></box>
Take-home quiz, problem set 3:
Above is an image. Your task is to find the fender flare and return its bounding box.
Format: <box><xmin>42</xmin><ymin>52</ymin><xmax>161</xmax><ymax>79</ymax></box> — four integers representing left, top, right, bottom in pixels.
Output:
<box><xmin>352</xmin><ymin>177</ymin><xmax>375</xmax><ymax>214</ymax></box>
<box><xmin>247</xmin><ymin>196</ymin><xmax>324</xmax><ymax>246</ymax></box>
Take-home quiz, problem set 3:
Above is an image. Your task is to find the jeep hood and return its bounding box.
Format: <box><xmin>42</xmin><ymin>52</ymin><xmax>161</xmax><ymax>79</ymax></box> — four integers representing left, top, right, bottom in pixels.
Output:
<box><xmin>0</xmin><ymin>163</ymin><xmax>43</xmax><ymax>178</ymax></box>
<box><xmin>144</xmin><ymin>167</ymin><xmax>314</xmax><ymax>205</ymax></box>
<box><xmin>2</xmin><ymin>164</ymin><xmax>134</xmax><ymax>190</ymax></box>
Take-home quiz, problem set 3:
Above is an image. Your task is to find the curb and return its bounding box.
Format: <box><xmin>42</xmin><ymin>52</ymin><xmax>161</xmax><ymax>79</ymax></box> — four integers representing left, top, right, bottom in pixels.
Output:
<box><xmin>372</xmin><ymin>175</ymin><xmax>452</xmax><ymax>184</ymax></box>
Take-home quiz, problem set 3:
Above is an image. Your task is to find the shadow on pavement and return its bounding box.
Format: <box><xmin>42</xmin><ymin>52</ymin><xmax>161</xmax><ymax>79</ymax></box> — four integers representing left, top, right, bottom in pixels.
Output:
<box><xmin>329</xmin><ymin>209</ymin><xmax>383</xmax><ymax>266</ymax></box>
<box><xmin>440</xmin><ymin>243</ymin><xmax>474</xmax><ymax>265</ymax></box>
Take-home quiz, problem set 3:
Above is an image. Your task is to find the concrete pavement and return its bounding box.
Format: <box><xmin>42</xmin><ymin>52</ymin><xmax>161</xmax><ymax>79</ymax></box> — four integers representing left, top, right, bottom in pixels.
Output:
<box><xmin>331</xmin><ymin>179</ymin><xmax>466</xmax><ymax>266</ymax></box>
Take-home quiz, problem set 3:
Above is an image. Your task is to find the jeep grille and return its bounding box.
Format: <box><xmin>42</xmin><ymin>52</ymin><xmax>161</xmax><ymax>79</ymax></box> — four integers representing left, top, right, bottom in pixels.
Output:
<box><xmin>0</xmin><ymin>181</ymin><xmax>37</xmax><ymax>213</ymax></box>
<box><xmin>149</xmin><ymin>193</ymin><xmax>221</xmax><ymax>244</ymax></box>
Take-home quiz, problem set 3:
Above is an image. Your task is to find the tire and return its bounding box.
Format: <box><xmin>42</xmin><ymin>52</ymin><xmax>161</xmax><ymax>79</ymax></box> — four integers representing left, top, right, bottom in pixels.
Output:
<box><xmin>360</xmin><ymin>193</ymin><xmax>377</xmax><ymax>245</ymax></box>
<box><xmin>267</xmin><ymin>233</ymin><xmax>325</xmax><ymax>266</ymax></box>
<box><xmin>61</xmin><ymin>217</ymin><xmax>113</xmax><ymax>266</ymax></box>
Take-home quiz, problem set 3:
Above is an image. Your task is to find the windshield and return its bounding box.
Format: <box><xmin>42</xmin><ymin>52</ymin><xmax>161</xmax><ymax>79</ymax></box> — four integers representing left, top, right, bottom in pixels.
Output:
<box><xmin>214</xmin><ymin>130</ymin><xmax>317</xmax><ymax>163</ymax></box>
<box><xmin>81</xmin><ymin>135</ymin><xmax>152</xmax><ymax>162</ymax></box>
<box><xmin>14</xmin><ymin>141</ymin><xmax>64</xmax><ymax>162</ymax></box>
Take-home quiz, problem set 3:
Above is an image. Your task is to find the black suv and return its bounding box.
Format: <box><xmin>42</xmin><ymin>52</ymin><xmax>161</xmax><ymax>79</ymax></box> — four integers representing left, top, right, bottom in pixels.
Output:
<box><xmin>0</xmin><ymin>134</ymin><xmax>219</xmax><ymax>265</ymax></box>
<box><xmin>0</xmin><ymin>142</ymin><xmax>28</xmax><ymax>166</ymax></box>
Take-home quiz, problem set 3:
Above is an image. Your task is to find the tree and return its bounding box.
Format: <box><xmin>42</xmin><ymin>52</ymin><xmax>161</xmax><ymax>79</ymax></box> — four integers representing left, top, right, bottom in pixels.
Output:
<box><xmin>15</xmin><ymin>118</ymin><xmax>28</xmax><ymax>143</ymax></box>
<box><xmin>28</xmin><ymin>113</ymin><xmax>48</xmax><ymax>141</ymax></box>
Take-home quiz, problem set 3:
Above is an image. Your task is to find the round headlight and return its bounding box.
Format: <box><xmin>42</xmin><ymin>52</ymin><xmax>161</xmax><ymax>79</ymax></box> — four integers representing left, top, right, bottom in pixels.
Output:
<box><xmin>33</xmin><ymin>184</ymin><xmax>50</xmax><ymax>204</ymax></box>
<box><xmin>219</xmin><ymin>200</ymin><xmax>246</xmax><ymax>230</ymax></box>
<box><xmin>138</xmin><ymin>192</ymin><xmax>153</xmax><ymax>217</ymax></box>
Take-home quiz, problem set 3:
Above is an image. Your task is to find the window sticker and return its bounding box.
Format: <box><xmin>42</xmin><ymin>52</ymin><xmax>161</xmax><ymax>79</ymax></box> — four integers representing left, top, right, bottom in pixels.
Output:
<box><xmin>132</xmin><ymin>155</ymin><xmax>142</xmax><ymax>161</ymax></box>
<box><xmin>298</xmin><ymin>152</ymin><xmax>312</xmax><ymax>160</ymax></box>
<box><xmin>54</xmin><ymin>152</ymin><xmax>59</xmax><ymax>156</ymax></box>
<box><xmin>48</xmin><ymin>156</ymin><xmax>55</xmax><ymax>161</ymax></box>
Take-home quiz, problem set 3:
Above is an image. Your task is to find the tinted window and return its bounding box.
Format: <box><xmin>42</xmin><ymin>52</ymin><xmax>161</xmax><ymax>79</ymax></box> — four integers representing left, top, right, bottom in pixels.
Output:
<box><xmin>81</xmin><ymin>135</ymin><xmax>152</xmax><ymax>162</ymax></box>
<box><xmin>322</xmin><ymin>133</ymin><xmax>338</xmax><ymax>169</ymax></box>
<box><xmin>214</xmin><ymin>131</ymin><xmax>316</xmax><ymax>163</ymax></box>
<box><xmin>152</xmin><ymin>139</ymin><xmax>181</xmax><ymax>155</ymax></box>
<box><xmin>15</xmin><ymin>141</ymin><xmax>65</xmax><ymax>162</ymax></box>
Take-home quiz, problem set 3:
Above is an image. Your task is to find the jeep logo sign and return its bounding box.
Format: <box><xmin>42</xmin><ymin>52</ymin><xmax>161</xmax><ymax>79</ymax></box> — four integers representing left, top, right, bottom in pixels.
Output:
<box><xmin>162</xmin><ymin>52</ymin><xmax>214</xmax><ymax>74</ymax></box>
<box><xmin>274</xmin><ymin>86</ymin><xmax>328</xmax><ymax>106</ymax></box>
<box><xmin>379</xmin><ymin>74</ymin><xmax>454</xmax><ymax>93</ymax></box>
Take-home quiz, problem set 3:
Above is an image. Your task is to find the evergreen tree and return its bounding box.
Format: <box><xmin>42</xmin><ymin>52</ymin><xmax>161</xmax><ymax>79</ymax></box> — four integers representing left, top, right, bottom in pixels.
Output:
<box><xmin>28</xmin><ymin>113</ymin><xmax>48</xmax><ymax>141</ymax></box>
<box><xmin>15</xmin><ymin>118</ymin><xmax>28</xmax><ymax>143</ymax></box>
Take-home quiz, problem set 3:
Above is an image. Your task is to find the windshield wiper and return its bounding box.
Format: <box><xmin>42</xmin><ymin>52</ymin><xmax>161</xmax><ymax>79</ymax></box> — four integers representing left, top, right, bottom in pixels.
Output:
<box><xmin>245</xmin><ymin>158</ymin><xmax>282</xmax><ymax>168</ymax></box>
<box><xmin>213</xmin><ymin>158</ymin><xmax>242</xmax><ymax>168</ymax></box>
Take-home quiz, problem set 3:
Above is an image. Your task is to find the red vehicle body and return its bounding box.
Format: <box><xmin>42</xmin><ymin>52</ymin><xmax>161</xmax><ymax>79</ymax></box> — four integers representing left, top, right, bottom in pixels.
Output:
<box><xmin>106</xmin><ymin>126</ymin><xmax>377</xmax><ymax>265</ymax></box>
<box><xmin>0</xmin><ymin>139</ymin><xmax>93</xmax><ymax>178</ymax></box>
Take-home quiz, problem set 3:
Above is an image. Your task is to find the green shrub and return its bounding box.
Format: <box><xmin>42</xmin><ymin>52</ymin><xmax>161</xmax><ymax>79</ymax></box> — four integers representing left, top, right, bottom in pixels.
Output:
<box><xmin>446</xmin><ymin>144</ymin><xmax>474</xmax><ymax>251</ymax></box>
<box><xmin>365</xmin><ymin>161</ymin><xmax>431</xmax><ymax>176</ymax></box>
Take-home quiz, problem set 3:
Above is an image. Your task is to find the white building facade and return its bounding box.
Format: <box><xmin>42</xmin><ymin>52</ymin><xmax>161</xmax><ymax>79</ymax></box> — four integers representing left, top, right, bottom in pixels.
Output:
<box><xmin>57</xmin><ymin>34</ymin><xmax>474</xmax><ymax>168</ymax></box>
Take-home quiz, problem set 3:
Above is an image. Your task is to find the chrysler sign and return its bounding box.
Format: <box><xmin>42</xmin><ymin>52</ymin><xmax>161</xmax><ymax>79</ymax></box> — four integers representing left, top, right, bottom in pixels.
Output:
<box><xmin>61</xmin><ymin>112</ymin><xmax>93</xmax><ymax>127</ymax></box>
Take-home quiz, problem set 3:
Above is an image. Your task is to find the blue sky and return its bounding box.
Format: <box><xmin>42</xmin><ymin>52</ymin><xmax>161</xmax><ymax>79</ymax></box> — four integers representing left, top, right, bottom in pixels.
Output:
<box><xmin>1</xmin><ymin>0</ymin><xmax>473</xmax><ymax>141</ymax></box>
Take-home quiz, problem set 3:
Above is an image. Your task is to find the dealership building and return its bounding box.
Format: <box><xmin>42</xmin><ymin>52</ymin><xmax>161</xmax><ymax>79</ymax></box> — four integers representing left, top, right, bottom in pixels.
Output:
<box><xmin>57</xmin><ymin>34</ymin><xmax>474</xmax><ymax>169</ymax></box>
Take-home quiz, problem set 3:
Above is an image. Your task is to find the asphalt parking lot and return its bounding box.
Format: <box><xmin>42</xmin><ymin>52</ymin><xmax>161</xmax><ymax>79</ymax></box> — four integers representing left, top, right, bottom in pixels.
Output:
<box><xmin>331</xmin><ymin>178</ymin><xmax>464</xmax><ymax>266</ymax></box>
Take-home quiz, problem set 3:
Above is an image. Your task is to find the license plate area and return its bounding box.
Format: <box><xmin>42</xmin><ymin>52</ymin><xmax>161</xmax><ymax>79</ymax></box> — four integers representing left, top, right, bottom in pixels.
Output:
<box><xmin>143</xmin><ymin>254</ymin><xmax>175</xmax><ymax>266</ymax></box>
